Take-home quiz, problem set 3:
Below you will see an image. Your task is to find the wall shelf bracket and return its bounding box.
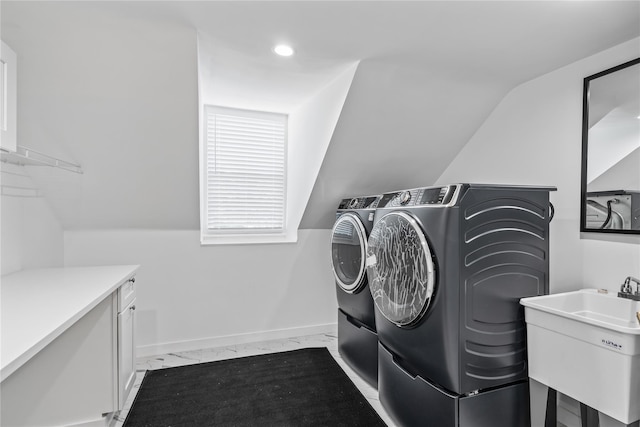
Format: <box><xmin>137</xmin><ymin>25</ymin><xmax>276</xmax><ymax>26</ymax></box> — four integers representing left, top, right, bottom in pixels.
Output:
<box><xmin>0</xmin><ymin>146</ymin><xmax>83</xmax><ymax>174</ymax></box>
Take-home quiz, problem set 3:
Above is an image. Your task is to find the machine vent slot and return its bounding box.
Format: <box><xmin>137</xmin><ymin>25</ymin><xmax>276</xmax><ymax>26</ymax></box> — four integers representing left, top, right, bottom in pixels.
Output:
<box><xmin>465</xmin><ymin>361</ymin><xmax>526</xmax><ymax>381</ymax></box>
<box><xmin>464</xmin><ymin>220</ymin><xmax>545</xmax><ymax>243</ymax></box>
<box><xmin>464</xmin><ymin>242</ymin><xmax>546</xmax><ymax>267</ymax></box>
<box><xmin>465</xmin><ymin>341</ymin><xmax>525</xmax><ymax>357</ymax></box>
<box><xmin>464</xmin><ymin>340</ymin><xmax>527</xmax><ymax>381</ymax></box>
<box><xmin>464</xmin><ymin>197</ymin><xmax>546</xmax><ymax>221</ymax></box>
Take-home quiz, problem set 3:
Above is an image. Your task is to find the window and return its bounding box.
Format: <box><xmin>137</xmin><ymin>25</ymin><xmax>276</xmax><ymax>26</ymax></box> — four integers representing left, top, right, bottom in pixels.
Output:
<box><xmin>201</xmin><ymin>106</ymin><xmax>287</xmax><ymax>243</ymax></box>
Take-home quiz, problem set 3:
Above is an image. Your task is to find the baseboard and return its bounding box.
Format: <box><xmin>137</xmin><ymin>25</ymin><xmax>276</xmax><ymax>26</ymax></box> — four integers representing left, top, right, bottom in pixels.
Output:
<box><xmin>136</xmin><ymin>323</ymin><xmax>338</xmax><ymax>358</ymax></box>
<box><xmin>65</xmin><ymin>416</ymin><xmax>110</xmax><ymax>427</ymax></box>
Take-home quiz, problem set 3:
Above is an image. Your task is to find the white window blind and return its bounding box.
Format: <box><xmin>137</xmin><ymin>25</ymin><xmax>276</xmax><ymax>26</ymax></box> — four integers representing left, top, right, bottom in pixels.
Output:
<box><xmin>204</xmin><ymin>106</ymin><xmax>287</xmax><ymax>233</ymax></box>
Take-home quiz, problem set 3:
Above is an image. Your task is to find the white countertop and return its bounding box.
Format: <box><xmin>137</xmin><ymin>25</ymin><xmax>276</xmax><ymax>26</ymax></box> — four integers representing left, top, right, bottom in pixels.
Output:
<box><xmin>1</xmin><ymin>265</ymin><xmax>139</xmax><ymax>382</ymax></box>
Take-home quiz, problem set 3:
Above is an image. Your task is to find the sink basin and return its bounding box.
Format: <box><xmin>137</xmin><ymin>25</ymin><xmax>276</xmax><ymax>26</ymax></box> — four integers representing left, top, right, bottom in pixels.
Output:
<box><xmin>521</xmin><ymin>289</ymin><xmax>640</xmax><ymax>424</ymax></box>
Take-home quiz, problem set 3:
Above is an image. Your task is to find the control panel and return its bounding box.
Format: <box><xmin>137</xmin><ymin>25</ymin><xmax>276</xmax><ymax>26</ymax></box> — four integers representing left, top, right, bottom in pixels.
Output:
<box><xmin>416</xmin><ymin>186</ymin><xmax>455</xmax><ymax>205</ymax></box>
<box><xmin>337</xmin><ymin>195</ymin><xmax>381</xmax><ymax>210</ymax></box>
<box><xmin>380</xmin><ymin>190</ymin><xmax>419</xmax><ymax>208</ymax></box>
<box><xmin>378</xmin><ymin>185</ymin><xmax>457</xmax><ymax>208</ymax></box>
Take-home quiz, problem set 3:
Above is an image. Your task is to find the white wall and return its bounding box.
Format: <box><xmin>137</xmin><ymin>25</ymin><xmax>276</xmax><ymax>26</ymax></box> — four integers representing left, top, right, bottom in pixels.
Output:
<box><xmin>81</xmin><ymin>56</ymin><xmax>360</xmax><ymax>354</ymax></box>
<box><xmin>64</xmin><ymin>229</ymin><xmax>336</xmax><ymax>356</ymax></box>
<box><xmin>437</xmin><ymin>37</ymin><xmax>640</xmax><ymax>294</ymax></box>
<box><xmin>287</xmin><ymin>62</ymin><xmax>359</xmax><ymax>234</ymax></box>
<box><xmin>3</xmin><ymin>1</ymin><xmax>200</xmax><ymax>231</ymax></box>
<box><xmin>300</xmin><ymin>57</ymin><xmax>510</xmax><ymax>229</ymax></box>
<box><xmin>198</xmin><ymin>49</ymin><xmax>358</xmax><ymax>243</ymax></box>
<box><xmin>1</xmin><ymin>164</ymin><xmax>64</xmax><ymax>275</ymax></box>
<box><xmin>588</xmin><ymin>146</ymin><xmax>640</xmax><ymax>192</ymax></box>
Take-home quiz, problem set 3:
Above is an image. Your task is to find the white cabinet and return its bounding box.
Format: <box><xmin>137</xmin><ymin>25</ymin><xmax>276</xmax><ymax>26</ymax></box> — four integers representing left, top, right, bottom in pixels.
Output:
<box><xmin>117</xmin><ymin>277</ymin><xmax>137</xmax><ymax>409</ymax></box>
<box><xmin>0</xmin><ymin>268</ymin><xmax>139</xmax><ymax>427</ymax></box>
<box><xmin>1</xmin><ymin>295</ymin><xmax>117</xmax><ymax>427</ymax></box>
<box><xmin>1</xmin><ymin>40</ymin><xmax>17</xmax><ymax>152</ymax></box>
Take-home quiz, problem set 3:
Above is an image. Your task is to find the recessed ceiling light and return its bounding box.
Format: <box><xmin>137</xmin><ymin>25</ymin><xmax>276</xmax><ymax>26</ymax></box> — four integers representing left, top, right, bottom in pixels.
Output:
<box><xmin>273</xmin><ymin>44</ymin><xmax>294</xmax><ymax>57</ymax></box>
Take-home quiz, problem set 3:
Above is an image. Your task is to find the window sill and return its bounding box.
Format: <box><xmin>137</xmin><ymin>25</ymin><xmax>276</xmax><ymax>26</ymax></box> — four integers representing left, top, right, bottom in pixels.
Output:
<box><xmin>200</xmin><ymin>230</ymin><xmax>298</xmax><ymax>246</ymax></box>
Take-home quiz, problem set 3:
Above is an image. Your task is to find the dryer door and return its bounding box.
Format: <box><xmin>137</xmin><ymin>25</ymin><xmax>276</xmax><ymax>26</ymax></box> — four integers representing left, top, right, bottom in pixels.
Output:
<box><xmin>366</xmin><ymin>211</ymin><xmax>436</xmax><ymax>327</ymax></box>
<box><xmin>331</xmin><ymin>213</ymin><xmax>368</xmax><ymax>293</ymax></box>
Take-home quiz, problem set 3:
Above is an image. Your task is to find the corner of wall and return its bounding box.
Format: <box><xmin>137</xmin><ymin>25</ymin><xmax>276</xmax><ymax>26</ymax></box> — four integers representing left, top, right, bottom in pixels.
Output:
<box><xmin>1</xmin><ymin>189</ymin><xmax>64</xmax><ymax>275</ymax></box>
<box><xmin>286</xmin><ymin>61</ymin><xmax>360</xmax><ymax>231</ymax></box>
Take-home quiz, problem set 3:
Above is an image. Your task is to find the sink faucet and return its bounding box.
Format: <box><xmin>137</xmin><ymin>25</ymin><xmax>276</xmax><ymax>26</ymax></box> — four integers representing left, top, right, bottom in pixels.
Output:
<box><xmin>619</xmin><ymin>276</ymin><xmax>640</xmax><ymax>301</ymax></box>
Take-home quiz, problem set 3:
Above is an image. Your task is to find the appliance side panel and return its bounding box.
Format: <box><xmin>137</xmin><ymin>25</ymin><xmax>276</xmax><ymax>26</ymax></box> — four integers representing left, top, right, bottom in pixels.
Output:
<box><xmin>458</xmin><ymin>187</ymin><xmax>551</xmax><ymax>393</ymax></box>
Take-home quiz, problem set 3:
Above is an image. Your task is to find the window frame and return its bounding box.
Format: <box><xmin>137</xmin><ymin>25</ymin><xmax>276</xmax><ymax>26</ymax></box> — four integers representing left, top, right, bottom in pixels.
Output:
<box><xmin>199</xmin><ymin>105</ymin><xmax>288</xmax><ymax>245</ymax></box>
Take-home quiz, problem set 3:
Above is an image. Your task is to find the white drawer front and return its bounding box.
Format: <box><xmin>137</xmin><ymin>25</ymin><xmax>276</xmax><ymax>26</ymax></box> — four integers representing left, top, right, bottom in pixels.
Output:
<box><xmin>118</xmin><ymin>277</ymin><xmax>136</xmax><ymax>312</ymax></box>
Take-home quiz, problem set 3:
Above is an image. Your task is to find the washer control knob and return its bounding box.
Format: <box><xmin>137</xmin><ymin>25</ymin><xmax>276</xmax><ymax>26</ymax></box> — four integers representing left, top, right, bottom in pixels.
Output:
<box><xmin>399</xmin><ymin>191</ymin><xmax>411</xmax><ymax>205</ymax></box>
<box><xmin>348</xmin><ymin>198</ymin><xmax>359</xmax><ymax>209</ymax></box>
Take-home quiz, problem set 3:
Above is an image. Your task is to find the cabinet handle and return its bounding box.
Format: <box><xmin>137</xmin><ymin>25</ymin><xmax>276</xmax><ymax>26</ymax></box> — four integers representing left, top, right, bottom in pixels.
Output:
<box><xmin>129</xmin><ymin>277</ymin><xmax>136</xmax><ymax>284</ymax></box>
<box><xmin>130</xmin><ymin>305</ymin><xmax>136</xmax><ymax>311</ymax></box>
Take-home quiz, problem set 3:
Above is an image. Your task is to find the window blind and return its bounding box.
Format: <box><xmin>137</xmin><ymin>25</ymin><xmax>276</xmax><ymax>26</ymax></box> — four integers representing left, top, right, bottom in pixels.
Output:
<box><xmin>204</xmin><ymin>106</ymin><xmax>287</xmax><ymax>232</ymax></box>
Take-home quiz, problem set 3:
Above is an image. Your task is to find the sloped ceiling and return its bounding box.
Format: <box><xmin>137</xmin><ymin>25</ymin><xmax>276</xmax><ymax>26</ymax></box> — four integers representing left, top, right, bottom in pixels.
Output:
<box><xmin>299</xmin><ymin>2</ymin><xmax>640</xmax><ymax>229</ymax></box>
<box><xmin>1</xmin><ymin>1</ymin><xmax>639</xmax><ymax>230</ymax></box>
<box><xmin>588</xmin><ymin>146</ymin><xmax>640</xmax><ymax>192</ymax></box>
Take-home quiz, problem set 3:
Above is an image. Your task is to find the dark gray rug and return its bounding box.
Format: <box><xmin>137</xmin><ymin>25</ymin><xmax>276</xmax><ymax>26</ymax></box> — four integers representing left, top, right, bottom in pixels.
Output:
<box><xmin>123</xmin><ymin>347</ymin><xmax>387</xmax><ymax>426</ymax></box>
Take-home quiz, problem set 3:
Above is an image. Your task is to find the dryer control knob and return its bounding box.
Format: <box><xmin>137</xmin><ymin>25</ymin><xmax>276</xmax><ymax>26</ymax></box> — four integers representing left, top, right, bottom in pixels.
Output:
<box><xmin>399</xmin><ymin>191</ymin><xmax>411</xmax><ymax>205</ymax></box>
<box><xmin>348</xmin><ymin>198</ymin><xmax>359</xmax><ymax>209</ymax></box>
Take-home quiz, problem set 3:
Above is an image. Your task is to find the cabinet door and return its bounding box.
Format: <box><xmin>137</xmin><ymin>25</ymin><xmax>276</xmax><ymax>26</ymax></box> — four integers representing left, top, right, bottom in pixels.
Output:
<box><xmin>1</xmin><ymin>41</ymin><xmax>17</xmax><ymax>152</ymax></box>
<box><xmin>117</xmin><ymin>299</ymin><xmax>136</xmax><ymax>409</ymax></box>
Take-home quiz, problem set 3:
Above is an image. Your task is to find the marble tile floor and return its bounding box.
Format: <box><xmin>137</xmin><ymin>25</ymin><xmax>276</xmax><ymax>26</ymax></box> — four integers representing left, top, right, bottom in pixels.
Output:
<box><xmin>113</xmin><ymin>332</ymin><xmax>398</xmax><ymax>427</ymax></box>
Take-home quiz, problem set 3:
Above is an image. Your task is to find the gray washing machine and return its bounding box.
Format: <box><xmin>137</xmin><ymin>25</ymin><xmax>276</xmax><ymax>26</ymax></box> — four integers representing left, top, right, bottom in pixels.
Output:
<box><xmin>330</xmin><ymin>195</ymin><xmax>381</xmax><ymax>388</ymax></box>
<box><xmin>365</xmin><ymin>184</ymin><xmax>555</xmax><ymax>427</ymax></box>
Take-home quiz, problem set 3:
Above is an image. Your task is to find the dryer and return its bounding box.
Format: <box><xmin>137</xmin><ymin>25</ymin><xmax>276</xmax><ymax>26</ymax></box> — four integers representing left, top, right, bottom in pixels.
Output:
<box><xmin>366</xmin><ymin>184</ymin><xmax>555</xmax><ymax>427</ymax></box>
<box><xmin>330</xmin><ymin>195</ymin><xmax>381</xmax><ymax>388</ymax></box>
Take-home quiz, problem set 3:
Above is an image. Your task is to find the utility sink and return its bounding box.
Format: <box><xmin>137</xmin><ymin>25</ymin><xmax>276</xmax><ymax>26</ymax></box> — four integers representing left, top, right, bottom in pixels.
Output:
<box><xmin>521</xmin><ymin>289</ymin><xmax>640</xmax><ymax>424</ymax></box>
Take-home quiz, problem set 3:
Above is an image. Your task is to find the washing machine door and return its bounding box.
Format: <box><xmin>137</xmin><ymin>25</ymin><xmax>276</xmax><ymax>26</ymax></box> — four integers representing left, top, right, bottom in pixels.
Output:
<box><xmin>366</xmin><ymin>211</ymin><xmax>436</xmax><ymax>327</ymax></box>
<box><xmin>331</xmin><ymin>213</ymin><xmax>368</xmax><ymax>293</ymax></box>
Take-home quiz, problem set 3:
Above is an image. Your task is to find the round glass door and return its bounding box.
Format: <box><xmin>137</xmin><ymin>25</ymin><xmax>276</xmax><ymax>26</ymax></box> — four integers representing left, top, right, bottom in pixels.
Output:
<box><xmin>366</xmin><ymin>211</ymin><xmax>436</xmax><ymax>327</ymax></box>
<box><xmin>331</xmin><ymin>213</ymin><xmax>368</xmax><ymax>293</ymax></box>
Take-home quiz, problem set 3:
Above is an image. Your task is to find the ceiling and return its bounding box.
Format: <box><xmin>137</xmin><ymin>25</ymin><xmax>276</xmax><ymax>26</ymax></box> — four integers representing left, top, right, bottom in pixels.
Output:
<box><xmin>124</xmin><ymin>1</ymin><xmax>640</xmax><ymax>106</ymax></box>
<box><xmin>1</xmin><ymin>1</ymin><xmax>639</xmax><ymax>230</ymax></box>
<box><xmin>113</xmin><ymin>1</ymin><xmax>640</xmax><ymax>86</ymax></box>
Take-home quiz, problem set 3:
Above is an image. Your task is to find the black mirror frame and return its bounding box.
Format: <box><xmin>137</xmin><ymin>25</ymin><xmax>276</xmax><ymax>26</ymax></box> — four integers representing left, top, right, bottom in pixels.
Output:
<box><xmin>580</xmin><ymin>57</ymin><xmax>640</xmax><ymax>234</ymax></box>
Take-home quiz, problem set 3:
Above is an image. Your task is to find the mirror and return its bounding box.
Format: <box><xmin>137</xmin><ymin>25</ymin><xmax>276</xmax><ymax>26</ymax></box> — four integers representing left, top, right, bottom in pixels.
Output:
<box><xmin>581</xmin><ymin>58</ymin><xmax>640</xmax><ymax>234</ymax></box>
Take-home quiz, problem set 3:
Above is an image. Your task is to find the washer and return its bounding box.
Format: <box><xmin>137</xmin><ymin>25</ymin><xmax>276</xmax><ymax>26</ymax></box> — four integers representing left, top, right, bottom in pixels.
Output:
<box><xmin>330</xmin><ymin>194</ymin><xmax>381</xmax><ymax>388</ymax></box>
<box><xmin>366</xmin><ymin>184</ymin><xmax>555</xmax><ymax>427</ymax></box>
